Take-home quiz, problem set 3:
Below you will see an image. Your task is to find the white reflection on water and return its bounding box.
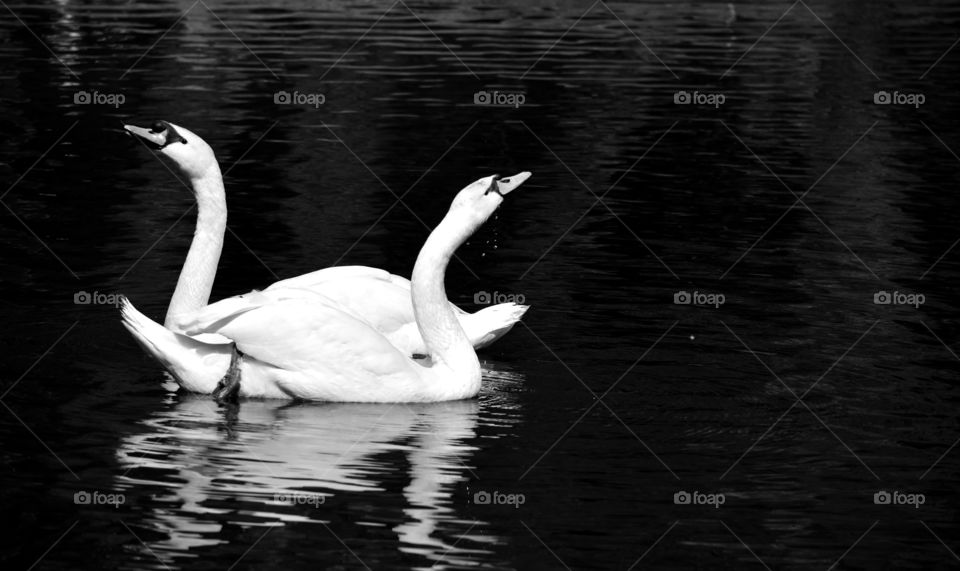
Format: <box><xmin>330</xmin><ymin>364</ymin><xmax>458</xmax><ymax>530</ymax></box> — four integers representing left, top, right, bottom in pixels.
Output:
<box><xmin>114</xmin><ymin>365</ymin><xmax>525</xmax><ymax>567</ymax></box>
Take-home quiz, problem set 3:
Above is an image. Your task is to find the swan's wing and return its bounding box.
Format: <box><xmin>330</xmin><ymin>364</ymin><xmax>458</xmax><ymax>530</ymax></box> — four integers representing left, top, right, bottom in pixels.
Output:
<box><xmin>384</xmin><ymin>276</ymin><xmax>467</xmax><ymax>316</ymax></box>
<box><xmin>194</xmin><ymin>296</ymin><xmax>416</xmax><ymax>384</ymax></box>
<box><xmin>172</xmin><ymin>290</ymin><xmax>272</xmax><ymax>335</ymax></box>
<box><xmin>174</xmin><ymin>274</ymin><xmax>421</xmax><ymax>352</ymax></box>
<box><xmin>265</xmin><ymin>265</ymin><xmax>393</xmax><ymax>292</ymax></box>
<box><xmin>198</xmin><ymin>271</ymin><xmax>471</xmax><ymax>356</ymax></box>
<box><xmin>319</xmin><ymin>273</ymin><xmax>473</xmax><ymax>320</ymax></box>
<box><xmin>189</xmin><ymin>332</ymin><xmax>234</xmax><ymax>344</ymax></box>
<box><xmin>386</xmin><ymin>274</ymin><xmax>412</xmax><ymax>290</ymax></box>
<box><xmin>307</xmin><ymin>277</ymin><xmax>416</xmax><ymax>335</ymax></box>
<box><xmin>269</xmin><ymin>269</ymin><xmax>470</xmax><ymax>325</ymax></box>
<box><xmin>174</xmin><ymin>288</ymin><xmax>363</xmax><ymax>336</ymax></box>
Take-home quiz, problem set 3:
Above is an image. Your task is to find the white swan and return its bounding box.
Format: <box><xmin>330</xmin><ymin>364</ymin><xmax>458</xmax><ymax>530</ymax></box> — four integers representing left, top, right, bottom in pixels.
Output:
<box><xmin>121</xmin><ymin>118</ymin><xmax>529</xmax><ymax>401</ymax></box>
<box><xmin>120</xmin><ymin>121</ymin><xmax>528</xmax><ymax>356</ymax></box>
<box><xmin>123</xmin><ymin>169</ymin><xmax>530</xmax><ymax>401</ymax></box>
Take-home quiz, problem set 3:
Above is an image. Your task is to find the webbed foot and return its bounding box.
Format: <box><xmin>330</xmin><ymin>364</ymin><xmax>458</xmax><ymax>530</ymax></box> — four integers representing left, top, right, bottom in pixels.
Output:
<box><xmin>213</xmin><ymin>343</ymin><xmax>243</xmax><ymax>404</ymax></box>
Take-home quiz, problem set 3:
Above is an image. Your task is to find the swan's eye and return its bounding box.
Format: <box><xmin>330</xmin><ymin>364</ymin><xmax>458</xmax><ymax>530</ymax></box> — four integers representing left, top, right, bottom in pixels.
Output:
<box><xmin>150</xmin><ymin>121</ymin><xmax>166</xmax><ymax>134</ymax></box>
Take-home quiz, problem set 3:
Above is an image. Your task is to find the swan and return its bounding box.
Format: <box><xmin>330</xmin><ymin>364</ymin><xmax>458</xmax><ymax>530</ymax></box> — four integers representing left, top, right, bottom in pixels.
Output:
<box><xmin>119</xmin><ymin>121</ymin><xmax>527</xmax><ymax>357</ymax></box>
<box><xmin>122</xmin><ymin>169</ymin><xmax>531</xmax><ymax>401</ymax></box>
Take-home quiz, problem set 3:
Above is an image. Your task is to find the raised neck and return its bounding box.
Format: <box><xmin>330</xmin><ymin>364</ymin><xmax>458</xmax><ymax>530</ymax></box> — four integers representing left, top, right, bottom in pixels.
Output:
<box><xmin>410</xmin><ymin>211</ymin><xmax>480</xmax><ymax>379</ymax></box>
<box><xmin>164</xmin><ymin>164</ymin><xmax>226</xmax><ymax>331</ymax></box>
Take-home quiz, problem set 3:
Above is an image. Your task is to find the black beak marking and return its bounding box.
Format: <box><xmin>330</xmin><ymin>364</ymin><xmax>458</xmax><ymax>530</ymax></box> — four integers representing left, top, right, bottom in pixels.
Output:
<box><xmin>130</xmin><ymin>120</ymin><xmax>188</xmax><ymax>150</ymax></box>
<box><xmin>484</xmin><ymin>174</ymin><xmax>503</xmax><ymax>197</ymax></box>
<box><xmin>157</xmin><ymin>121</ymin><xmax>188</xmax><ymax>148</ymax></box>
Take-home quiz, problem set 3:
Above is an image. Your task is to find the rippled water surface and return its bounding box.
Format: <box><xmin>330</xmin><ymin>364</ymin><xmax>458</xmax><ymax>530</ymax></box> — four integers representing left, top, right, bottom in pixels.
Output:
<box><xmin>2</xmin><ymin>1</ymin><xmax>960</xmax><ymax>569</ymax></box>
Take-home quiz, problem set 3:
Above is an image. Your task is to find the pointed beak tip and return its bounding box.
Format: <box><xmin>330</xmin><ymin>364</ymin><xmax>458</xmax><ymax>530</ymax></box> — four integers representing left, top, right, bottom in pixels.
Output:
<box><xmin>495</xmin><ymin>171</ymin><xmax>532</xmax><ymax>196</ymax></box>
<box><xmin>124</xmin><ymin>124</ymin><xmax>168</xmax><ymax>149</ymax></box>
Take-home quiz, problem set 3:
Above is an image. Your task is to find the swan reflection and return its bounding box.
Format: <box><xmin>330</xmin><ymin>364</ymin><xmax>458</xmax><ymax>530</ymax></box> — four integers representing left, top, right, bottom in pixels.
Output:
<box><xmin>115</xmin><ymin>366</ymin><xmax>524</xmax><ymax>567</ymax></box>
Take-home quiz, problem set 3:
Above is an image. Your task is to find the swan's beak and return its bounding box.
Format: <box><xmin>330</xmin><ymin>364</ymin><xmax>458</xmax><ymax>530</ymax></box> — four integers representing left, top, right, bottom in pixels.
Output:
<box><xmin>124</xmin><ymin>124</ymin><xmax>166</xmax><ymax>149</ymax></box>
<box><xmin>494</xmin><ymin>171</ymin><xmax>531</xmax><ymax>196</ymax></box>
<box><xmin>124</xmin><ymin>121</ymin><xmax>187</xmax><ymax>150</ymax></box>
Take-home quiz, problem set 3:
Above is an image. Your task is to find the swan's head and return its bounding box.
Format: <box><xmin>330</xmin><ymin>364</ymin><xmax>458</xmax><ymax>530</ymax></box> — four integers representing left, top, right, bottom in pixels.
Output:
<box><xmin>124</xmin><ymin>121</ymin><xmax>218</xmax><ymax>180</ymax></box>
<box><xmin>449</xmin><ymin>172</ymin><xmax>531</xmax><ymax>225</ymax></box>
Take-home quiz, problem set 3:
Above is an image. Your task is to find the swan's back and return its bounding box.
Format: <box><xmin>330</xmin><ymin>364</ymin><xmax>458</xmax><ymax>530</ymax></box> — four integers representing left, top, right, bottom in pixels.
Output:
<box><xmin>309</xmin><ymin>277</ymin><xmax>415</xmax><ymax>334</ymax></box>
<box><xmin>265</xmin><ymin>265</ymin><xmax>392</xmax><ymax>291</ymax></box>
<box><xmin>186</xmin><ymin>294</ymin><xmax>463</xmax><ymax>402</ymax></box>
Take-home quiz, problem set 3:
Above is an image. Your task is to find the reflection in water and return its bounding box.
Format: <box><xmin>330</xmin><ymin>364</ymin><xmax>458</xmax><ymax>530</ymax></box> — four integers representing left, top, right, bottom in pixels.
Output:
<box><xmin>115</xmin><ymin>366</ymin><xmax>524</xmax><ymax>568</ymax></box>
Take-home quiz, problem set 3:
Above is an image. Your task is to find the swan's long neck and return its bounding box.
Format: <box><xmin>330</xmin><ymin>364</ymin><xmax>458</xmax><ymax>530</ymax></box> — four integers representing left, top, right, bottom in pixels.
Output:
<box><xmin>164</xmin><ymin>165</ymin><xmax>226</xmax><ymax>331</ymax></box>
<box><xmin>411</xmin><ymin>212</ymin><xmax>480</xmax><ymax>379</ymax></box>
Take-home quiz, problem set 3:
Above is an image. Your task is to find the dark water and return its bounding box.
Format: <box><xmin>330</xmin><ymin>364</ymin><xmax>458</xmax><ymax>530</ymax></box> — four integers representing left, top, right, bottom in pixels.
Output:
<box><xmin>2</xmin><ymin>0</ymin><xmax>959</xmax><ymax>569</ymax></box>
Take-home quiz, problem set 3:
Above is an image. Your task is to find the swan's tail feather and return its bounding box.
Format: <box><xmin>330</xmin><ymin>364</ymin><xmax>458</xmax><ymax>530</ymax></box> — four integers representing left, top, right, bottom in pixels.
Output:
<box><xmin>120</xmin><ymin>296</ymin><xmax>168</xmax><ymax>359</ymax></box>
<box><xmin>120</xmin><ymin>296</ymin><xmax>193</xmax><ymax>374</ymax></box>
<box><xmin>120</xmin><ymin>296</ymin><xmax>228</xmax><ymax>394</ymax></box>
<box><xmin>465</xmin><ymin>303</ymin><xmax>530</xmax><ymax>350</ymax></box>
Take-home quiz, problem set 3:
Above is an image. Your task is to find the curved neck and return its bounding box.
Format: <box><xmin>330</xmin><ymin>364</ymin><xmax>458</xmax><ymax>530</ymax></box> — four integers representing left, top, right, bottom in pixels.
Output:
<box><xmin>164</xmin><ymin>165</ymin><xmax>226</xmax><ymax>331</ymax></box>
<box><xmin>411</xmin><ymin>212</ymin><xmax>480</xmax><ymax>378</ymax></box>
